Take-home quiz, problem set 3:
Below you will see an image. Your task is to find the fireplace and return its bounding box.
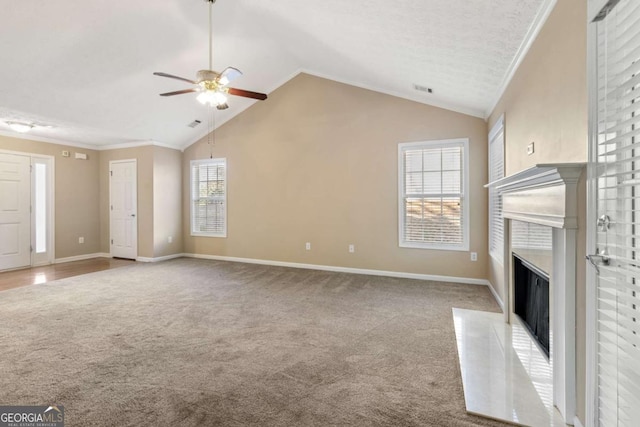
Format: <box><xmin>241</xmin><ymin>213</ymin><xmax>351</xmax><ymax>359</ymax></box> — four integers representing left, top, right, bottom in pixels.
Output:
<box><xmin>486</xmin><ymin>163</ymin><xmax>585</xmax><ymax>423</ymax></box>
<box><xmin>513</xmin><ymin>254</ymin><xmax>550</xmax><ymax>358</ymax></box>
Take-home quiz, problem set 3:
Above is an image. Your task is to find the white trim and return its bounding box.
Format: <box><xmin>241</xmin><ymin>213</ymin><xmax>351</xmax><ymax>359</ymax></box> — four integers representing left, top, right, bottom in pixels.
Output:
<box><xmin>98</xmin><ymin>140</ymin><xmax>180</xmax><ymax>152</ymax></box>
<box><xmin>487</xmin><ymin>163</ymin><xmax>585</xmax><ymax>229</ymax></box>
<box><xmin>301</xmin><ymin>69</ymin><xmax>485</xmax><ymax>119</ymax></box>
<box><xmin>486</xmin><ymin>281</ymin><xmax>505</xmax><ymax>313</ymax></box>
<box><xmin>184</xmin><ymin>253</ymin><xmax>491</xmax><ymax>286</ymax></box>
<box><xmin>0</xmin><ymin>130</ymin><xmax>182</xmax><ymax>152</ymax></box>
<box><xmin>190</xmin><ymin>158</ymin><xmax>227</xmax><ymax>238</ymax></box>
<box><xmin>484</xmin><ymin>0</ymin><xmax>558</xmax><ymax>118</ymax></box>
<box><xmin>0</xmin><ymin>149</ymin><xmax>56</xmax><ymax>268</ymax></box>
<box><xmin>54</xmin><ymin>252</ymin><xmax>110</xmax><ymax>264</ymax></box>
<box><xmin>585</xmin><ymin>12</ymin><xmax>599</xmax><ymax>427</ymax></box>
<box><xmin>136</xmin><ymin>253</ymin><xmax>183</xmax><ymax>263</ymax></box>
<box><xmin>573</xmin><ymin>416</ymin><xmax>585</xmax><ymax>427</ymax></box>
<box><xmin>0</xmin><ymin>130</ymin><xmax>98</xmax><ymax>150</ymax></box>
<box><xmin>109</xmin><ymin>159</ymin><xmax>138</xmax><ymax>259</ymax></box>
<box><xmin>398</xmin><ymin>138</ymin><xmax>470</xmax><ymax>252</ymax></box>
<box><xmin>30</xmin><ymin>156</ymin><xmax>55</xmax><ymax>266</ymax></box>
<box><xmin>552</xmin><ymin>227</ymin><xmax>576</xmax><ymax>421</ymax></box>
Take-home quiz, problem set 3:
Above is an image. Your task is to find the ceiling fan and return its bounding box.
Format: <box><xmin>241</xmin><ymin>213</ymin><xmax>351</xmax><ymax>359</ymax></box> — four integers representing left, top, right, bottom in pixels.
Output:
<box><xmin>153</xmin><ymin>0</ymin><xmax>267</xmax><ymax>110</ymax></box>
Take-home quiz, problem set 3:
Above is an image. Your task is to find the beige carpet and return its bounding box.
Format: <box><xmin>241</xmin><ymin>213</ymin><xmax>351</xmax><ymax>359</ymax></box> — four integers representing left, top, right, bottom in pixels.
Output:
<box><xmin>0</xmin><ymin>258</ymin><xmax>509</xmax><ymax>426</ymax></box>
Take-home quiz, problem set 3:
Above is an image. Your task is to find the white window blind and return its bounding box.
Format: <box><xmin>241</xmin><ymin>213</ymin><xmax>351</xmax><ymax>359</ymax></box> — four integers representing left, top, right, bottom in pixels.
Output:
<box><xmin>398</xmin><ymin>138</ymin><xmax>469</xmax><ymax>251</ymax></box>
<box><xmin>489</xmin><ymin>117</ymin><xmax>505</xmax><ymax>262</ymax></box>
<box><xmin>191</xmin><ymin>158</ymin><xmax>227</xmax><ymax>237</ymax></box>
<box><xmin>593</xmin><ymin>0</ymin><xmax>640</xmax><ymax>425</ymax></box>
<box><xmin>511</xmin><ymin>220</ymin><xmax>552</xmax><ymax>252</ymax></box>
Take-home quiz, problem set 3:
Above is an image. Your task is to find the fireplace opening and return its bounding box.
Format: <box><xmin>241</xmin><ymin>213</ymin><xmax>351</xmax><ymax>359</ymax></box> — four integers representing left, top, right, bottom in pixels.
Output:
<box><xmin>513</xmin><ymin>254</ymin><xmax>550</xmax><ymax>358</ymax></box>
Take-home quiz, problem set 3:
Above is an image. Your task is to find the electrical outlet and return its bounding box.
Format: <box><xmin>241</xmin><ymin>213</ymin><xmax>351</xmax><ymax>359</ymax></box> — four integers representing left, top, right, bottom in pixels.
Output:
<box><xmin>168</xmin><ymin>236</ymin><xmax>173</xmax><ymax>243</ymax></box>
<box><xmin>527</xmin><ymin>142</ymin><xmax>535</xmax><ymax>155</ymax></box>
<box><xmin>349</xmin><ymin>244</ymin><xmax>355</xmax><ymax>253</ymax></box>
<box><xmin>78</xmin><ymin>237</ymin><xmax>84</xmax><ymax>244</ymax></box>
<box><xmin>305</xmin><ymin>242</ymin><xmax>311</xmax><ymax>250</ymax></box>
<box><xmin>470</xmin><ymin>252</ymin><xmax>477</xmax><ymax>261</ymax></box>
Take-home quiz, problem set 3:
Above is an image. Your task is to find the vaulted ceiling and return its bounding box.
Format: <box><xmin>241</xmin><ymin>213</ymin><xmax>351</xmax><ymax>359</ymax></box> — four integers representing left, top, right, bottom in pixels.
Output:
<box><xmin>0</xmin><ymin>0</ymin><xmax>547</xmax><ymax>150</ymax></box>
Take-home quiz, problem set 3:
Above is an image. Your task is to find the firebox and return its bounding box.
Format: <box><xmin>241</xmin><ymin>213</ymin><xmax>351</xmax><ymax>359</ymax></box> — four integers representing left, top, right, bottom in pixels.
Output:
<box><xmin>513</xmin><ymin>254</ymin><xmax>550</xmax><ymax>358</ymax></box>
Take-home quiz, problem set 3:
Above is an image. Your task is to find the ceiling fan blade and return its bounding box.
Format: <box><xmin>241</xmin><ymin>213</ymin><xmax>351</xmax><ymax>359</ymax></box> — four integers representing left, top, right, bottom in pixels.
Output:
<box><xmin>227</xmin><ymin>88</ymin><xmax>268</xmax><ymax>101</ymax></box>
<box><xmin>153</xmin><ymin>72</ymin><xmax>196</xmax><ymax>85</ymax></box>
<box><xmin>160</xmin><ymin>88</ymin><xmax>198</xmax><ymax>97</ymax></box>
<box><xmin>217</xmin><ymin>67</ymin><xmax>243</xmax><ymax>86</ymax></box>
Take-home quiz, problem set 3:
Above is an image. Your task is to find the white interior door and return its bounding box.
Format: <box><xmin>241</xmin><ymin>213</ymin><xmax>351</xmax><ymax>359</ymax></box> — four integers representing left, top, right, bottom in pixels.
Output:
<box><xmin>110</xmin><ymin>160</ymin><xmax>137</xmax><ymax>260</ymax></box>
<box><xmin>0</xmin><ymin>153</ymin><xmax>31</xmax><ymax>270</ymax></box>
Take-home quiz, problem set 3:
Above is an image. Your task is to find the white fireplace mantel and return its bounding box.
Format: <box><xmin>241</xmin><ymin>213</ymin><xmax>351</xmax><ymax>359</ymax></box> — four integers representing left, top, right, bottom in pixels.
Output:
<box><xmin>485</xmin><ymin>162</ymin><xmax>585</xmax><ymax>424</ymax></box>
<box><xmin>485</xmin><ymin>163</ymin><xmax>585</xmax><ymax>229</ymax></box>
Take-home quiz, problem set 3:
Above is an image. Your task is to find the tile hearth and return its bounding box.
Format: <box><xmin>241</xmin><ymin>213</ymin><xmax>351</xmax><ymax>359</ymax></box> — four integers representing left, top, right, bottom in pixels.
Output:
<box><xmin>453</xmin><ymin>308</ymin><xmax>565</xmax><ymax>426</ymax></box>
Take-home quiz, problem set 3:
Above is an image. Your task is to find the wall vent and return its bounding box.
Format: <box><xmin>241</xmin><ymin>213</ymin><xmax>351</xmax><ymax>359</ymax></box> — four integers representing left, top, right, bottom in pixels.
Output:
<box><xmin>413</xmin><ymin>84</ymin><xmax>433</xmax><ymax>94</ymax></box>
<box><xmin>187</xmin><ymin>119</ymin><xmax>202</xmax><ymax>128</ymax></box>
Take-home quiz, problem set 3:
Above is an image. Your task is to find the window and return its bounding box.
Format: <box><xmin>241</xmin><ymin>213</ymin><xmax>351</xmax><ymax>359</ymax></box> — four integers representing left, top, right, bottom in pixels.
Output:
<box><xmin>191</xmin><ymin>158</ymin><xmax>227</xmax><ymax>237</ymax></box>
<box><xmin>488</xmin><ymin>116</ymin><xmax>504</xmax><ymax>262</ymax></box>
<box><xmin>398</xmin><ymin>138</ymin><xmax>469</xmax><ymax>251</ymax></box>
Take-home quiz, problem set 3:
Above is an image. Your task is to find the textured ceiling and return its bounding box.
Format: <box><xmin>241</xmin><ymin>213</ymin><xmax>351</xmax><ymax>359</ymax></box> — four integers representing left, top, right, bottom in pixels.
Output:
<box><xmin>0</xmin><ymin>0</ymin><xmax>546</xmax><ymax>150</ymax></box>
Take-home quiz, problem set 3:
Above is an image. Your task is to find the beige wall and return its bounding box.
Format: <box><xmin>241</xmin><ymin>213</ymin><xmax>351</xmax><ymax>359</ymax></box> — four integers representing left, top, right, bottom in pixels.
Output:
<box><xmin>183</xmin><ymin>73</ymin><xmax>489</xmax><ymax>280</ymax></box>
<box><xmin>0</xmin><ymin>135</ymin><xmax>100</xmax><ymax>259</ymax></box>
<box><xmin>99</xmin><ymin>146</ymin><xmax>155</xmax><ymax>258</ymax></box>
<box><xmin>488</xmin><ymin>0</ymin><xmax>587</xmax><ymax>175</ymax></box>
<box><xmin>487</xmin><ymin>0</ymin><xmax>588</xmax><ymax>423</ymax></box>
<box><xmin>98</xmin><ymin>145</ymin><xmax>183</xmax><ymax>260</ymax></box>
<box><xmin>153</xmin><ymin>146</ymin><xmax>182</xmax><ymax>258</ymax></box>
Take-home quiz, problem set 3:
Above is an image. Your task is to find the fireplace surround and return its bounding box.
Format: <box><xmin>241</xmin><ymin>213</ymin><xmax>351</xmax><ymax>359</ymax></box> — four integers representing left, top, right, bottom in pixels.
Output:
<box><xmin>487</xmin><ymin>163</ymin><xmax>585</xmax><ymax>423</ymax></box>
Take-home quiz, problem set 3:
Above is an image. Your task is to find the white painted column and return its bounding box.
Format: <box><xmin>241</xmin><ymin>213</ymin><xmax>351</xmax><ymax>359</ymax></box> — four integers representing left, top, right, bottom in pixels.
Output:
<box><xmin>552</xmin><ymin>227</ymin><xmax>576</xmax><ymax>423</ymax></box>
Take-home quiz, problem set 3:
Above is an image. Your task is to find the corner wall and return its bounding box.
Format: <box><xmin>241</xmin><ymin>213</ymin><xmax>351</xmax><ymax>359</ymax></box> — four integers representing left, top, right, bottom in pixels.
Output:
<box><xmin>183</xmin><ymin>73</ymin><xmax>489</xmax><ymax>280</ymax></box>
<box><xmin>153</xmin><ymin>146</ymin><xmax>182</xmax><ymax>258</ymax></box>
<box><xmin>98</xmin><ymin>145</ymin><xmax>184</xmax><ymax>260</ymax></box>
<box><xmin>487</xmin><ymin>0</ymin><xmax>588</xmax><ymax>423</ymax></box>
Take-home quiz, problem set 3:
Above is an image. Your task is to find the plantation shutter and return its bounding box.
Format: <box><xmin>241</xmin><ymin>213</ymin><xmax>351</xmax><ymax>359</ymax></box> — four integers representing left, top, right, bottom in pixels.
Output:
<box><xmin>489</xmin><ymin>117</ymin><xmax>505</xmax><ymax>261</ymax></box>
<box><xmin>399</xmin><ymin>139</ymin><xmax>469</xmax><ymax>250</ymax></box>
<box><xmin>191</xmin><ymin>159</ymin><xmax>227</xmax><ymax>237</ymax></box>
<box><xmin>593</xmin><ymin>0</ymin><xmax>640</xmax><ymax>425</ymax></box>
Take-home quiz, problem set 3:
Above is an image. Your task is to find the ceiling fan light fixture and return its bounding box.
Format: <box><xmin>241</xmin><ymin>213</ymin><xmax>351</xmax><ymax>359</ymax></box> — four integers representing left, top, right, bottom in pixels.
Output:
<box><xmin>6</xmin><ymin>121</ymin><xmax>34</xmax><ymax>133</ymax></box>
<box><xmin>197</xmin><ymin>90</ymin><xmax>228</xmax><ymax>107</ymax></box>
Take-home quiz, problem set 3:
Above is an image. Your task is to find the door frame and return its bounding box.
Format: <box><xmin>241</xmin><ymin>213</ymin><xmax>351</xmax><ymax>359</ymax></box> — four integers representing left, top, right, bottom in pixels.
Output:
<box><xmin>30</xmin><ymin>155</ymin><xmax>55</xmax><ymax>266</ymax></box>
<box><xmin>585</xmin><ymin>7</ymin><xmax>600</xmax><ymax>426</ymax></box>
<box><xmin>109</xmin><ymin>159</ymin><xmax>138</xmax><ymax>259</ymax></box>
<box><xmin>0</xmin><ymin>149</ymin><xmax>55</xmax><ymax>268</ymax></box>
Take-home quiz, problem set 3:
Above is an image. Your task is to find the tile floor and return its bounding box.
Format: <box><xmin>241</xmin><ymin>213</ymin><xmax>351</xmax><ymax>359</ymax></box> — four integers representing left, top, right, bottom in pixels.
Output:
<box><xmin>453</xmin><ymin>308</ymin><xmax>566</xmax><ymax>426</ymax></box>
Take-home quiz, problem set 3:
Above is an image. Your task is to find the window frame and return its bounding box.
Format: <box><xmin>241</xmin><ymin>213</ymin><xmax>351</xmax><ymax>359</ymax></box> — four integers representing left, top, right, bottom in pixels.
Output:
<box><xmin>397</xmin><ymin>138</ymin><xmax>470</xmax><ymax>251</ymax></box>
<box><xmin>488</xmin><ymin>116</ymin><xmax>505</xmax><ymax>262</ymax></box>
<box><xmin>190</xmin><ymin>158</ymin><xmax>227</xmax><ymax>238</ymax></box>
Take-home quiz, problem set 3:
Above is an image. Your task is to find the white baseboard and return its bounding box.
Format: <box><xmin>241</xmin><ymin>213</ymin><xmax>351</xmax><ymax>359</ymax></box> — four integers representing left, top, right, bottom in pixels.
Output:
<box><xmin>573</xmin><ymin>416</ymin><xmax>583</xmax><ymax>427</ymax></box>
<box><xmin>55</xmin><ymin>253</ymin><xmax>110</xmax><ymax>264</ymax></box>
<box><xmin>183</xmin><ymin>253</ymin><xmax>491</xmax><ymax>286</ymax></box>
<box><xmin>487</xmin><ymin>281</ymin><xmax>505</xmax><ymax>312</ymax></box>
<box><xmin>136</xmin><ymin>253</ymin><xmax>184</xmax><ymax>263</ymax></box>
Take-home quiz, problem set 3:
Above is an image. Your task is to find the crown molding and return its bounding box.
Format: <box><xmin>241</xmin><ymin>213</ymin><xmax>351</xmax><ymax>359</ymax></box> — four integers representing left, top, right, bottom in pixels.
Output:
<box><xmin>0</xmin><ymin>129</ymin><xmax>99</xmax><ymax>150</ymax></box>
<box><xmin>484</xmin><ymin>0</ymin><xmax>558</xmax><ymax>119</ymax></box>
